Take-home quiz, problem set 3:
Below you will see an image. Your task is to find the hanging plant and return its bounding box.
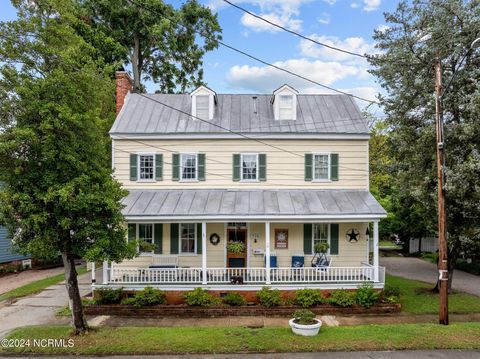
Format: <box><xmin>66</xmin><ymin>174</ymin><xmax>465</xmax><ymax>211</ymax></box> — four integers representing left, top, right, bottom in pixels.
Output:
<box><xmin>227</xmin><ymin>241</ymin><xmax>245</xmax><ymax>254</ymax></box>
<box><xmin>139</xmin><ymin>241</ymin><xmax>156</xmax><ymax>253</ymax></box>
<box><xmin>314</xmin><ymin>242</ymin><xmax>329</xmax><ymax>254</ymax></box>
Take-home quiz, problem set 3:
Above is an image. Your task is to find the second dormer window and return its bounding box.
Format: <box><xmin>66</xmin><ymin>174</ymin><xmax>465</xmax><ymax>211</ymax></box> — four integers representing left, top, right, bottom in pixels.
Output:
<box><xmin>278</xmin><ymin>94</ymin><xmax>293</xmax><ymax>120</ymax></box>
<box><xmin>195</xmin><ymin>95</ymin><xmax>209</xmax><ymax>120</ymax></box>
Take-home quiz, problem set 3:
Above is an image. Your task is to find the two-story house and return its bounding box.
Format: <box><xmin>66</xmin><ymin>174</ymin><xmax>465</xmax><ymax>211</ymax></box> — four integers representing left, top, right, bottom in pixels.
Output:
<box><xmin>95</xmin><ymin>71</ymin><xmax>386</xmax><ymax>292</ymax></box>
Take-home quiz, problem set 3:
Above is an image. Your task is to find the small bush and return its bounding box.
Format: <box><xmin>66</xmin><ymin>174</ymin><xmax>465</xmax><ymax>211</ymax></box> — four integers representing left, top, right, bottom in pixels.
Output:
<box><xmin>355</xmin><ymin>283</ymin><xmax>379</xmax><ymax>308</ymax></box>
<box><xmin>385</xmin><ymin>295</ymin><xmax>399</xmax><ymax>304</ymax></box>
<box><xmin>383</xmin><ymin>284</ymin><xmax>400</xmax><ymax>298</ymax></box>
<box><xmin>294</xmin><ymin>289</ymin><xmax>325</xmax><ymax>308</ymax></box>
<box><xmin>256</xmin><ymin>287</ymin><xmax>281</xmax><ymax>307</ymax></box>
<box><xmin>184</xmin><ymin>288</ymin><xmax>220</xmax><ymax>306</ymax></box>
<box><xmin>94</xmin><ymin>287</ymin><xmax>123</xmax><ymax>304</ymax></box>
<box><xmin>328</xmin><ymin>289</ymin><xmax>355</xmax><ymax>307</ymax></box>
<box><xmin>292</xmin><ymin>309</ymin><xmax>317</xmax><ymax>325</ymax></box>
<box><xmin>223</xmin><ymin>292</ymin><xmax>246</xmax><ymax>306</ymax></box>
<box><xmin>121</xmin><ymin>287</ymin><xmax>166</xmax><ymax>307</ymax></box>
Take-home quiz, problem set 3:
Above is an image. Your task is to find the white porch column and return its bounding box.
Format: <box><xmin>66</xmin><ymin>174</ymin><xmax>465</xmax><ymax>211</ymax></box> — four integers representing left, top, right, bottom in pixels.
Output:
<box><xmin>102</xmin><ymin>261</ymin><xmax>108</xmax><ymax>285</ymax></box>
<box><xmin>265</xmin><ymin>222</ymin><xmax>271</xmax><ymax>284</ymax></box>
<box><xmin>366</xmin><ymin>224</ymin><xmax>370</xmax><ymax>264</ymax></box>
<box><xmin>202</xmin><ymin>222</ymin><xmax>207</xmax><ymax>285</ymax></box>
<box><xmin>373</xmin><ymin>221</ymin><xmax>379</xmax><ymax>282</ymax></box>
<box><xmin>91</xmin><ymin>262</ymin><xmax>96</xmax><ymax>284</ymax></box>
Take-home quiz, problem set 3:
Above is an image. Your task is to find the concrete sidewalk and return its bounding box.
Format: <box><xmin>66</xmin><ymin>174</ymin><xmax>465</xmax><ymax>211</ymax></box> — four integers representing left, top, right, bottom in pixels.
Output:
<box><xmin>380</xmin><ymin>257</ymin><xmax>480</xmax><ymax>296</ymax></box>
<box><xmin>0</xmin><ymin>267</ymin><xmax>65</xmax><ymax>296</ymax></box>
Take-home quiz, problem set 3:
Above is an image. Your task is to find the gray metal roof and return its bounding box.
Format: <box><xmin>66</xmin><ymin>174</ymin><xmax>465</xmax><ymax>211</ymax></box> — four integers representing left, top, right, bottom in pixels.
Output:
<box><xmin>110</xmin><ymin>93</ymin><xmax>369</xmax><ymax>136</ymax></box>
<box><xmin>122</xmin><ymin>189</ymin><xmax>386</xmax><ymax>219</ymax></box>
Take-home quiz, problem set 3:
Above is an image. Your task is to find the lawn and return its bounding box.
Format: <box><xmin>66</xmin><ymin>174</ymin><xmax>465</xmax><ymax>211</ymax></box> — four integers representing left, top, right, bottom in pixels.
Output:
<box><xmin>379</xmin><ymin>240</ymin><xmax>401</xmax><ymax>249</ymax></box>
<box><xmin>0</xmin><ymin>266</ymin><xmax>87</xmax><ymax>302</ymax></box>
<box><xmin>386</xmin><ymin>274</ymin><xmax>480</xmax><ymax>314</ymax></box>
<box><xmin>2</xmin><ymin>323</ymin><xmax>479</xmax><ymax>355</ymax></box>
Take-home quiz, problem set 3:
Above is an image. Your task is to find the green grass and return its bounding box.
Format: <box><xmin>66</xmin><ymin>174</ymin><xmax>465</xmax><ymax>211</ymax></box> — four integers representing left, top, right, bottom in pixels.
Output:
<box><xmin>0</xmin><ymin>266</ymin><xmax>87</xmax><ymax>302</ymax></box>
<box><xmin>2</xmin><ymin>323</ymin><xmax>480</xmax><ymax>355</ymax></box>
<box><xmin>379</xmin><ymin>240</ymin><xmax>401</xmax><ymax>249</ymax></box>
<box><xmin>386</xmin><ymin>274</ymin><xmax>480</xmax><ymax>314</ymax></box>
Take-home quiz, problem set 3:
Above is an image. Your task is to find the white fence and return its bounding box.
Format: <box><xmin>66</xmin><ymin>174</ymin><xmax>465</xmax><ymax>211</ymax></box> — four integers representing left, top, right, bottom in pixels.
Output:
<box><xmin>108</xmin><ymin>264</ymin><xmax>381</xmax><ymax>285</ymax></box>
<box><xmin>409</xmin><ymin>237</ymin><xmax>438</xmax><ymax>254</ymax></box>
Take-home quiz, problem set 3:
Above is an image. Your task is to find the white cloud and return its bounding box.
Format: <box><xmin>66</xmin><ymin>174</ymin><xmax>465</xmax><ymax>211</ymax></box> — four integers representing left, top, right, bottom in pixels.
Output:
<box><xmin>376</xmin><ymin>24</ymin><xmax>390</xmax><ymax>33</ymax></box>
<box><xmin>241</xmin><ymin>12</ymin><xmax>302</xmax><ymax>32</ymax></box>
<box><xmin>226</xmin><ymin>59</ymin><xmax>365</xmax><ymax>93</ymax></box>
<box><xmin>322</xmin><ymin>0</ymin><xmax>337</xmax><ymax>5</ymax></box>
<box><xmin>363</xmin><ymin>0</ymin><xmax>381</xmax><ymax>12</ymax></box>
<box><xmin>317</xmin><ymin>13</ymin><xmax>331</xmax><ymax>25</ymax></box>
<box><xmin>350</xmin><ymin>2</ymin><xmax>359</xmax><ymax>8</ymax></box>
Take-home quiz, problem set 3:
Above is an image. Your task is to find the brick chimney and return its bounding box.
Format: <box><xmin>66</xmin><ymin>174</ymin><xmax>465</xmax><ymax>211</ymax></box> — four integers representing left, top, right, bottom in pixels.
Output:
<box><xmin>115</xmin><ymin>71</ymin><xmax>133</xmax><ymax>115</ymax></box>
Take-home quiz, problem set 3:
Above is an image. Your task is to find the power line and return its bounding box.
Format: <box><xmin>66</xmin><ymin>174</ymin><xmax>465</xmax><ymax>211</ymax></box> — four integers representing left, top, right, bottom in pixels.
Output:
<box><xmin>126</xmin><ymin>0</ymin><xmax>379</xmax><ymax>105</ymax></box>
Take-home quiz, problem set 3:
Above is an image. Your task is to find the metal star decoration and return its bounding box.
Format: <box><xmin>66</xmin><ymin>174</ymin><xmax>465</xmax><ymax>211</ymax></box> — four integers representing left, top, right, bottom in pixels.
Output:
<box><xmin>347</xmin><ymin>229</ymin><xmax>360</xmax><ymax>242</ymax></box>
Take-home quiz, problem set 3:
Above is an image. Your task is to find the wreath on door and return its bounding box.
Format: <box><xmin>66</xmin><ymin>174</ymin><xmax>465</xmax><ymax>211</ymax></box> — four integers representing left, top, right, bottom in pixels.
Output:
<box><xmin>209</xmin><ymin>233</ymin><xmax>220</xmax><ymax>245</ymax></box>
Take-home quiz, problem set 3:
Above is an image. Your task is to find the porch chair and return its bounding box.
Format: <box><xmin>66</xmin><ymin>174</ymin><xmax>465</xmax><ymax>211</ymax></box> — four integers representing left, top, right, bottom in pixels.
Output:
<box><xmin>291</xmin><ymin>255</ymin><xmax>305</xmax><ymax>281</ymax></box>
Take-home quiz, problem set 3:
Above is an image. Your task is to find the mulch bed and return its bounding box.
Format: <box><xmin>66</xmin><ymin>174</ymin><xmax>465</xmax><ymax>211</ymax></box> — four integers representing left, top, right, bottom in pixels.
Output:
<box><xmin>84</xmin><ymin>303</ymin><xmax>401</xmax><ymax>317</ymax></box>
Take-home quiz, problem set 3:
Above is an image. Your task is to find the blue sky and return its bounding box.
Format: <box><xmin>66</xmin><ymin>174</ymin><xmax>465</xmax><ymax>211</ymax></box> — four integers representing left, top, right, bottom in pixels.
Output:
<box><xmin>0</xmin><ymin>0</ymin><xmax>399</xmax><ymax>110</ymax></box>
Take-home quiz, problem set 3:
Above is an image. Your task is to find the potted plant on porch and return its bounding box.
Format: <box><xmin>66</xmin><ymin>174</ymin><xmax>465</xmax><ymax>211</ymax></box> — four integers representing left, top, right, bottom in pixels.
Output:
<box><xmin>227</xmin><ymin>241</ymin><xmax>245</xmax><ymax>254</ymax></box>
<box><xmin>288</xmin><ymin>309</ymin><xmax>322</xmax><ymax>336</ymax></box>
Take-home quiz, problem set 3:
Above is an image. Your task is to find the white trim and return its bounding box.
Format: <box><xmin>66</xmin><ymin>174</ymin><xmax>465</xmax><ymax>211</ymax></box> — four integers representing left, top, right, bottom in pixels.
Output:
<box><xmin>111</xmin><ymin>139</ymin><xmax>115</xmax><ymax>171</ymax></box>
<box><xmin>247</xmin><ymin>223</ymin><xmax>251</xmax><ymax>268</ymax></box>
<box><xmin>373</xmin><ymin>220</ymin><xmax>379</xmax><ymax>282</ymax></box>
<box><xmin>110</xmin><ymin>133</ymin><xmax>371</xmax><ymax>140</ymax></box>
<box><xmin>179</xmin><ymin>153</ymin><xmax>198</xmax><ymax>182</ymax></box>
<box><xmin>125</xmin><ymin>214</ymin><xmax>387</xmax><ymax>222</ymax></box>
<box><xmin>201</xmin><ymin>222</ymin><xmax>207</xmax><ymax>284</ymax></box>
<box><xmin>223</xmin><ymin>223</ymin><xmax>227</xmax><ymax>268</ymax></box>
<box><xmin>240</xmin><ymin>153</ymin><xmax>259</xmax><ymax>182</ymax></box>
<box><xmin>312</xmin><ymin>152</ymin><xmax>331</xmax><ymax>182</ymax></box>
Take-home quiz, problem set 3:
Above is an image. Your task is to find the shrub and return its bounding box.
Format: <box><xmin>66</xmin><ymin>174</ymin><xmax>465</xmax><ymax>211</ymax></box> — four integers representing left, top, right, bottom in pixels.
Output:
<box><xmin>94</xmin><ymin>287</ymin><xmax>123</xmax><ymax>304</ymax></box>
<box><xmin>121</xmin><ymin>287</ymin><xmax>166</xmax><ymax>307</ymax></box>
<box><xmin>184</xmin><ymin>288</ymin><xmax>220</xmax><ymax>306</ymax></box>
<box><xmin>383</xmin><ymin>284</ymin><xmax>400</xmax><ymax>298</ymax></box>
<box><xmin>292</xmin><ymin>309</ymin><xmax>317</xmax><ymax>325</ymax></box>
<box><xmin>256</xmin><ymin>287</ymin><xmax>281</xmax><ymax>307</ymax></box>
<box><xmin>328</xmin><ymin>289</ymin><xmax>355</xmax><ymax>307</ymax></box>
<box><xmin>223</xmin><ymin>292</ymin><xmax>246</xmax><ymax>306</ymax></box>
<box><xmin>385</xmin><ymin>295</ymin><xmax>399</xmax><ymax>304</ymax></box>
<box><xmin>295</xmin><ymin>289</ymin><xmax>325</xmax><ymax>308</ymax></box>
<box><xmin>355</xmin><ymin>283</ymin><xmax>379</xmax><ymax>308</ymax></box>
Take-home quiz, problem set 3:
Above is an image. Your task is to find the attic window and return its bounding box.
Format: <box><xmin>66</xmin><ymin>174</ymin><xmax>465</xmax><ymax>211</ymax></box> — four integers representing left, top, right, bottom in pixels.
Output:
<box><xmin>278</xmin><ymin>95</ymin><xmax>293</xmax><ymax>120</ymax></box>
<box><xmin>195</xmin><ymin>95</ymin><xmax>209</xmax><ymax>120</ymax></box>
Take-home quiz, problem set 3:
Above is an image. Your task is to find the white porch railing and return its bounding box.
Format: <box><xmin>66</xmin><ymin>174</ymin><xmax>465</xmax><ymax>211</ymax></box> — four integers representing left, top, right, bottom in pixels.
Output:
<box><xmin>108</xmin><ymin>265</ymin><xmax>382</xmax><ymax>285</ymax></box>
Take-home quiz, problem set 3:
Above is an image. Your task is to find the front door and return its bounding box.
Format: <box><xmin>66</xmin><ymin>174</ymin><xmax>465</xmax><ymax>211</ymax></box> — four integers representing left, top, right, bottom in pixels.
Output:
<box><xmin>227</xmin><ymin>228</ymin><xmax>247</xmax><ymax>268</ymax></box>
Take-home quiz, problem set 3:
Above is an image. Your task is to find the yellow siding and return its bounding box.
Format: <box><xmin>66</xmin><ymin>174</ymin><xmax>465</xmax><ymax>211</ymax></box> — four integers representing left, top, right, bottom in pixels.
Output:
<box><xmin>113</xmin><ymin>139</ymin><xmax>368</xmax><ymax>189</ymax></box>
<box><xmin>115</xmin><ymin>222</ymin><xmax>369</xmax><ymax>268</ymax></box>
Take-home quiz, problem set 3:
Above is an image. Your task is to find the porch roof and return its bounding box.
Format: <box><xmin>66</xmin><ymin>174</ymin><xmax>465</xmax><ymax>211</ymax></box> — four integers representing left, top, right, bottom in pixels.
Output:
<box><xmin>121</xmin><ymin>189</ymin><xmax>386</xmax><ymax>221</ymax></box>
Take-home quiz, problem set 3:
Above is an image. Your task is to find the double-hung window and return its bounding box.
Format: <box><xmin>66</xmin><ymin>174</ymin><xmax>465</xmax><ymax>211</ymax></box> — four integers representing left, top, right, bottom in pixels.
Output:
<box><xmin>241</xmin><ymin>153</ymin><xmax>258</xmax><ymax>181</ymax></box>
<box><xmin>139</xmin><ymin>223</ymin><xmax>153</xmax><ymax>253</ymax></box>
<box><xmin>278</xmin><ymin>95</ymin><xmax>293</xmax><ymax>120</ymax></box>
<box><xmin>195</xmin><ymin>95</ymin><xmax>209</xmax><ymax>120</ymax></box>
<box><xmin>312</xmin><ymin>223</ymin><xmax>329</xmax><ymax>254</ymax></box>
<box><xmin>181</xmin><ymin>154</ymin><xmax>197</xmax><ymax>181</ymax></box>
<box><xmin>180</xmin><ymin>223</ymin><xmax>196</xmax><ymax>254</ymax></box>
<box><xmin>313</xmin><ymin>154</ymin><xmax>329</xmax><ymax>180</ymax></box>
<box><xmin>139</xmin><ymin>154</ymin><xmax>154</xmax><ymax>180</ymax></box>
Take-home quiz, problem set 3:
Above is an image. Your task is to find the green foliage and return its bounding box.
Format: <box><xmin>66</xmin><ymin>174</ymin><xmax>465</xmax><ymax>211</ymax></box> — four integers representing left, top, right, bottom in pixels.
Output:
<box><xmin>139</xmin><ymin>241</ymin><xmax>156</xmax><ymax>253</ymax></box>
<box><xmin>81</xmin><ymin>0</ymin><xmax>222</xmax><ymax>92</ymax></box>
<box><xmin>455</xmin><ymin>259</ymin><xmax>480</xmax><ymax>276</ymax></box>
<box><xmin>184</xmin><ymin>288</ymin><xmax>220</xmax><ymax>307</ymax></box>
<box><xmin>385</xmin><ymin>295</ymin><xmax>400</xmax><ymax>304</ymax></box>
<box><xmin>222</xmin><ymin>292</ymin><xmax>246</xmax><ymax>306</ymax></box>
<box><xmin>355</xmin><ymin>283</ymin><xmax>380</xmax><ymax>308</ymax></box>
<box><xmin>314</xmin><ymin>242</ymin><xmax>329</xmax><ymax>254</ymax></box>
<box><xmin>292</xmin><ymin>309</ymin><xmax>317</xmax><ymax>325</ymax></box>
<box><xmin>120</xmin><ymin>287</ymin><xmax>166</xmax><ymax>307</ymax></box>
<box><xmin>94</xmin><ymin>288</ymin><xmax>124</xmax><ymax>305</ymax></box>
<box><xmin>382</xmin><ymin>284</ymin><xmax>401</xmax><ymax>298</ymax></box>
<box><xmin>256</xmin><ymin>287</ymin><xmax>281</xmax><ymax>307</ymax></box>
<box><xmin>328</xmin><ymin>290</ymin><xmax>356</xmax><ymax>307</ymax></box>
<box><xmin>294</xmin><ymin>289</ymin><xmax>325</xmax><ymax>308</ymax></box>
<box><xmin>421</xmin><ymin>252</ymin><xmax>438</xmax><ymax>264</ymax></box>
<box><xmin>227</xmin><ymin>241</ymin><xmax>245</xmax><ymax>254</ymax></box>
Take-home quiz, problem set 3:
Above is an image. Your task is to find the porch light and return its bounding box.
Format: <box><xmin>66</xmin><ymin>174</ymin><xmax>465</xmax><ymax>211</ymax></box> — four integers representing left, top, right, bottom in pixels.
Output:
<box><xmin>366</xmin><ymin>227</ymin><xmax>371</xmax><ymax>239</ymax></box>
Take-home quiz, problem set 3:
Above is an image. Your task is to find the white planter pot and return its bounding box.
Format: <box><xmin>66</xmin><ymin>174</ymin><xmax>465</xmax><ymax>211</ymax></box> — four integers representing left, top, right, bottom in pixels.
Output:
<box><xmin>288</xmin><ymin>318</ymin><xmax>322</xmax><ymax>336</ymax></box>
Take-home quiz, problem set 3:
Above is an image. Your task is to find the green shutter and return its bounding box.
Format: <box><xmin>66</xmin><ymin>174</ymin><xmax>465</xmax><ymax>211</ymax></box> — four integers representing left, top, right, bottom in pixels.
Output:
<box><xmin>170</xmin><ymin>223</ymin><xmax>179</xmax><ymax>254</ymax></box>
<box><xmin>198</xmin><ymin>153</ymin><xmax>205</xmax><ymax>181</ymax></box>
<box><xmin>303</xmin><ymin>223</ymin><xmax>312</xmax><ymax>255</ymax></box>
<box><xmin>305</xmin><ymin>153</ymin><xmax>312</xmax><ymax>181</ymax></box>
<box><xmin>330</xmin><ymin>223</ymin><xmax>339</xmax><ymax>255</ymax></box>
<box><xmin>155</xmin><ymin>154</ymin><xmax>163</xmax><ymax>181</ymax></box>
<box><xmin>154</xmin><ymin>223</ymin><xmax>163</xmax><ymax>254</ymax></box>
<box><xmin>259</xmin><ymin>154</ymin><xmax>267</xmax><ymax>181</ymax></box>
<box><xmin>233</xmin><ymin>154</ymin><xmax>241</xmax><ymax>181</ymax></box>
<box><xmin>128</xmin><ymin>223</ymin><xmax>136</xmax><ymax>242</ymax></box>
<box><xmin>130</xmin><ymin>154</ymin><xmax>138</xmax><ymax>181</ymax></box>
<box><xmin>172</xmin><ymin>154</ymin><xmax>180</xmax><ymax>181</ymax></box>
<box><xmin>196</xmin><ymin>223</ymin><xmax>202</xmax><ymax>254</ymax></box>
<box><xmin>330</xmin><ymin>153</ymin><xmax>339</xmax><ymax>181</ymax></box>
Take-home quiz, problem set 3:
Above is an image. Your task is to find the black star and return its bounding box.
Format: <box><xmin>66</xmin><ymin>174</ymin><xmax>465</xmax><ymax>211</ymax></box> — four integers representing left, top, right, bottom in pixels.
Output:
<box><xmin>347</xmin><ymin>229</ymin><xmax>359</xmax><ymax>242</ymax></box>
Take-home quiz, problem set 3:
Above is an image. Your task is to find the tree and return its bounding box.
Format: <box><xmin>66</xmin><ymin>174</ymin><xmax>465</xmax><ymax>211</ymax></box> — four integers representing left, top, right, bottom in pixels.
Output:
<box><xmin>0</xmin><ymin>0</ymin><xmax>136</xmax><ymax>333</ymax></box>
<box><xmin>369</xmin><ymin>0</ymin><xmax>480</xmax><ymax>289</ymax></box>
<box><xmin>80</xmin><ymin>0</ymin><xmax>222</xmax><ymax>92</ymax></box>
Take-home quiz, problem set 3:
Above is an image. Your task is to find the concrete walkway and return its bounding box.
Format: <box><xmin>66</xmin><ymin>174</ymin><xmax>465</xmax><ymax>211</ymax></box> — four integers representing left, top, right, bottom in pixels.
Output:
<box><xmin>0</xmin><ymin>266</ymin><xmax>65</xmax><ymax>295</ymax></box>
<box><xmin>380</xmin><ymin>257</ymin><xmax>480</xmax><ymax>296</ymax></box>
<box><xmin>0</xmin><ymin>269</ymin><xmax>97</xmax><ymax>339</ymax></box>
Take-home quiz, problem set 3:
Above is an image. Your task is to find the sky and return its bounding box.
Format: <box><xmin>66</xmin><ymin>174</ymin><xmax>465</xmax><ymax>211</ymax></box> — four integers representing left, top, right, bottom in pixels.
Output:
<box><xmin>0</xmin><ymin>0</ymin><xmax>400</xmax><ymax>112</ymax></box>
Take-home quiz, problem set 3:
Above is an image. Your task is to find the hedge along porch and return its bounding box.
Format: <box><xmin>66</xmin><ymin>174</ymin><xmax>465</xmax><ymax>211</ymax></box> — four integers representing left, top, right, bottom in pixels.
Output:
<box><xmin>95</xmin><ymin>189</ymin><xmax>386</xmax><ymax>291</ymax></box>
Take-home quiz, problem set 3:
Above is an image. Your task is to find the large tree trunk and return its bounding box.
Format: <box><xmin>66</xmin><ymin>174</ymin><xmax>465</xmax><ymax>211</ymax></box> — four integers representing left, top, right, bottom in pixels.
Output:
<box><xmin>131</xmin><ymin>35</ymin><xmax>141</xmax><ymax>92</ymax></box>
<box><xmin>61</xmin><ymin>250</ymin><xmax>87</xmax><ymax>334</ymax></box>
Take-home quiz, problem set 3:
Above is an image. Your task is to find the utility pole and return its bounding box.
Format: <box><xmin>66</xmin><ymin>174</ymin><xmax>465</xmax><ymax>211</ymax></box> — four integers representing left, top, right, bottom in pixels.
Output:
<box><xmin>434</xmin><ymin>56</ymin><xmax>449</xmax><ymax>325</ymax></box>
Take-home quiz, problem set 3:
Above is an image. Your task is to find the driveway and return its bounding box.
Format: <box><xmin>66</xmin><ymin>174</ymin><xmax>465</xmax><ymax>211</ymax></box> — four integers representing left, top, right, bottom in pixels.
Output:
<box><xmin>0</xmin><ymin>267</ymin><xmax>65</xmax><ymax>296</ymax></box>
<box><xmin>380</xmin><ymin>257</ymin><xmax>480</xmax><ymax>296</ymax></box>
<box><xmin>0</xmin><ymin>269</ymin><xmax>99</xmax><ymax>339</ymax></box>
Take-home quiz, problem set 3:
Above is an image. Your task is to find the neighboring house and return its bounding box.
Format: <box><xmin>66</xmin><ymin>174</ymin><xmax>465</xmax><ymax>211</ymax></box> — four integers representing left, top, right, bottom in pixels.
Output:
<box><xmin>0</xmin><ymin>225</ymin><xmax>30</xmax><ymax>267</ymax></box>
<box><xmin>96</xmin><ymin>71</ymin><xmax>386</xmax><ymax>291</ymax></box>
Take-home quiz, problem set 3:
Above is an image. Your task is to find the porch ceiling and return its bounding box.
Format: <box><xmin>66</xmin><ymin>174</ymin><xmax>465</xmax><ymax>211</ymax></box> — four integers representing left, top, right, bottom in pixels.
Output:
<box><xmin>121</xmin><ymin>189</ymin><xmax>386</xmax><ymax>221</ymax></box>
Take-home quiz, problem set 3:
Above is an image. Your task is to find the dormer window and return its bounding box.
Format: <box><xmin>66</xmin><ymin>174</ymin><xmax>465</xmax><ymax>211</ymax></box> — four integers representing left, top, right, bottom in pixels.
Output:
<box><xmin>272</xmin><ymin>84</ymin><xmax>298</xmax><ymax>121</ymax></box>
<box><xmin>190</xmin><ymin>85</ymin><xmax>217</xmax><ymax>121</ymax></box>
